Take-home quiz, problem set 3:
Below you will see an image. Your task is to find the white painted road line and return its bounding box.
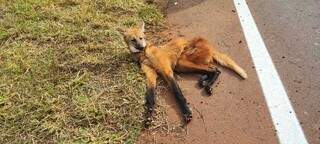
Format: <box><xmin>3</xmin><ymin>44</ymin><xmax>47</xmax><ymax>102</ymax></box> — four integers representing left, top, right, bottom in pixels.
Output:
<box><xmin>233</xmin><ymin>0</ymin><xmax>308</xmax><ymax>144</ymax></box>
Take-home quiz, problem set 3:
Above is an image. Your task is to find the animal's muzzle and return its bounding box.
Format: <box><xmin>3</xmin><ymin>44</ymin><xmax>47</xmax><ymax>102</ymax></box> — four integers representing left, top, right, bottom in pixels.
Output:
<box><xmin>136</xmin><ymin>46</ymin><xmax>145</xmax><ymax>51</ymax></box>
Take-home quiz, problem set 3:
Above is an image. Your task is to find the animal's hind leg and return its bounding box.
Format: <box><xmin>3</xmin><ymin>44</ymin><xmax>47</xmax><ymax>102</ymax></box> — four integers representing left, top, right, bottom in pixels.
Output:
<box><xmin>175</xmin><ymin>59</ymin><xmax>220</xmax><ymax>95</ymax></box>
<box><xmin>175</xmin><ymin>58</ymin><xmax>215</xmax><ymax>74</ymax></box>
<box><xmin>203</xmin><ymin>68</ymin><xmax>221</xmax><ymax>95</ymax></box>
<box><xmin>175</xmin><ymin>61</ymin><xmax>211</xmax><ymax>88</ymax></box>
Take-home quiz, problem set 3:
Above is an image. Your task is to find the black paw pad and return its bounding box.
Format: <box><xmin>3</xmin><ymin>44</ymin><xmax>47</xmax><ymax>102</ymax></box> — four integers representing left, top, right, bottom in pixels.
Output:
<box><xmin>198</xmin><ymin>74</ymin><xmax>208</xmax><ymax>88</ymax></box>
<box><xmin>143</xmin><ymin>117</ymin><xmax>152</xmax><ymax>128</ymax></box>
<box><xmin>198</xmin><ymin>79</ymin><xmax>207</xmax><ymax>88</ymax></box>
<box><xmin>205</xmin><ymin>86</ymin><xmax>213</xmax><ymax>96</ymax></box>
<box><xmin>184</xmin><ymin>113</ymin><xmax>193</xmax><ymax>123</ymax></box>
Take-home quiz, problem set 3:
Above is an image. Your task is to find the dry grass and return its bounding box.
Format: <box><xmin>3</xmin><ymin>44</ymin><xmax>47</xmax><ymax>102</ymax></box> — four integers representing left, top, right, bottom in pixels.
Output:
<box><xmin>0</xmin><ymin>0</ymin><xmax>164</xmax><ymax>143</ymax></box>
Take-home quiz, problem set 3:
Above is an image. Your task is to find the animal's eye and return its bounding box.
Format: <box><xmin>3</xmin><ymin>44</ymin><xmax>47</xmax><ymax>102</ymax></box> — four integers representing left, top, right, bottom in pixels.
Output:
<box><xmin>139</xmin><ymin>37</ymin><xmax>143</xmax><ymax>40</ymax></box>
<box><xmin>131</xmin><ymin>39</ymin><xmax>136</xmax><ymax>42</ymax></box>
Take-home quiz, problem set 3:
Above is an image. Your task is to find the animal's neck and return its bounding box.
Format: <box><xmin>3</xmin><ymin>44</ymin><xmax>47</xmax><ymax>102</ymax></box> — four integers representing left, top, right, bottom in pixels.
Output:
<box><xmin>133</xmin><ymin>40</ymin><xmax>153</xmax><ymax>61</ymax></box>
<box><xmin>132</xmin><ymin>52</ymin><xmax>146</xmax><ymax>64</ymax></box>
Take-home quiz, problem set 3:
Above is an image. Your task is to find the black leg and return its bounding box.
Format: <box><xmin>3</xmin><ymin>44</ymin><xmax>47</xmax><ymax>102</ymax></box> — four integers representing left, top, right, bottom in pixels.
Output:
<box><xmin>141</xmin><ymin>64</ymin><xmax>158</xmax><ymax>128</ymax></box>
<box><xmin>167</xmin><ymin>77</ymin><xmax>192</xmax><ymax>123</ymax></box>
<box><xmin>204</xmin><ymin>68</ymin><xmax>221</xmax><ymax>95</ymax></box>
<box><xmin>144</xmin><ymin>88</ymin><xmax>156</xmax><ymax>128</ymax></box>
<box><xmin>198</xmin><ymin>74</ymin><xmax>208</xmax><ymax>88</ymax></box>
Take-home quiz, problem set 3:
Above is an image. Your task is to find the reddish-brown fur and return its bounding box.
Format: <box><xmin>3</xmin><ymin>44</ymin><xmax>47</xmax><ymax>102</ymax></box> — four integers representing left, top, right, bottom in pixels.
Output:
<box><xmin>120</xmin><ymin>23</ymin><xmax>247</xmax><ymax>127</ymax></box>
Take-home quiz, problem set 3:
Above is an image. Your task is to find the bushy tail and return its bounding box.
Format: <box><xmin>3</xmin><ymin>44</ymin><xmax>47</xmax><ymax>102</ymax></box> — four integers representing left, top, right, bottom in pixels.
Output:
<box><xmin>212</xmin><ymin>51</ymin><xmax>248</xmax><ymax>79</ymax></box>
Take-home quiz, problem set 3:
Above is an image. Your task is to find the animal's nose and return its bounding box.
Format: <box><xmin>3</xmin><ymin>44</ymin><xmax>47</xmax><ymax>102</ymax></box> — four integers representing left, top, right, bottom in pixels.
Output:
<box><xmin>136</xmin><ymin>46</ymin><xmax>145</xmax><ymax>50</ymax></box>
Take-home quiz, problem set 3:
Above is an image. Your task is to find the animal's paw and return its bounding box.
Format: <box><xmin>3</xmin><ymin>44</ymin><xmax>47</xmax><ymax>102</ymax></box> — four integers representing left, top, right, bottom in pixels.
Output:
<box><xmin>198</xmin><ymin>74</ymin><xmax>208</xmax><ymax>88</ymax></box>
<box><xmin>143</xmin><ymin>108</ymin><xmax>153</xmax><ymax>128</ymax></box>
<box><xmin>205</xmin><ymin>86</ymin><xmax>213</xmax><ymax>96</ymax></box>
<box><xmin>143</xmin><ymin>117</ymin><xmax>152</xmax><ymax>128</ymax></box>
<box><xmin>183</xmin><ymin>111</ymin><xmax>193</xmax><ymax>123</ymax></box>
<box><xmin>198</xmin><ymin>79</ymin><xmax>207</xmax><ymax>88</ymax></box>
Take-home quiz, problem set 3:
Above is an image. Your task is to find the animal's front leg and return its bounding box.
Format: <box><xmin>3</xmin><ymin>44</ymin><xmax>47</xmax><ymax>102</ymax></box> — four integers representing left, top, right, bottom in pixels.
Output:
<box><xmin>141</xmin><ymin>63</ymin><xmax>158</xmax><ymax>128</ymax></box>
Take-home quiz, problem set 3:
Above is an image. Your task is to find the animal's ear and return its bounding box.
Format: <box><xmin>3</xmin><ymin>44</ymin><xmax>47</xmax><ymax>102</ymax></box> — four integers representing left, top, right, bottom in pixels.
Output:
<box><xmin>139</xmin><ymin>20</ymin><xmax>145</xmax><ymax>32</ymax></box>
<box><xmin>117</xmin><ymin>27</ymin><xmax>127</xmax><ymax>35</ymax></box>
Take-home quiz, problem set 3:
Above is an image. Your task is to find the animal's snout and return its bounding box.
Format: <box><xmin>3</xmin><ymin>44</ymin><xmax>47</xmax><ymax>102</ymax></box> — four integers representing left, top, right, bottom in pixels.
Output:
<box><xmin>136</xmin><ymin>44</ymin><xmax>145</xmax><ymax>50</ymax></box>
<box><xmin>135</xmin><ymin>40</ymin><xmax>146</xmax><ymax>51</ymax></box>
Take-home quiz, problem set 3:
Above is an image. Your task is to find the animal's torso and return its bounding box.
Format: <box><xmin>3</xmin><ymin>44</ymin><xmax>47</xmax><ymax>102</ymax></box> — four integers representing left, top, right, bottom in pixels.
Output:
<box><xmin>138</xmin><ymin>38</ymin><xmax>189</xmax><ymax>73</ymax></box>
<box><xmin>137</xmin><ymin>37</ymin><xmax>215</xmax><ymax>71</ymax></box>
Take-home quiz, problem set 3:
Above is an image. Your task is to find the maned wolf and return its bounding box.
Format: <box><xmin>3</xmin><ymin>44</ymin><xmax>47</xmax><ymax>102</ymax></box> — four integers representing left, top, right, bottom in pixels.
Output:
<box><xmin>119</xmin><ymin>22</ymin><xmax>247</xmax><ymax>127</ymax></box>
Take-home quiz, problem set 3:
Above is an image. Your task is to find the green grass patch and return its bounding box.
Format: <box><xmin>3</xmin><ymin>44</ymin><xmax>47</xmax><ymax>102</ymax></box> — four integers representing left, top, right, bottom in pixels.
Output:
<box><xmin>0</xmin><ymin>0</ymin><xmax>163</xmax><ymax>143</ymax></box>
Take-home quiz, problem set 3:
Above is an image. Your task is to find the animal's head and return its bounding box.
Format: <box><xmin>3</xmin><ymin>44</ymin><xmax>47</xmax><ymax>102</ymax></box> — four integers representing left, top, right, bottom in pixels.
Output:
<box><xmin>119</xmin><ymin>21</ymin><xmax>147</xmax><ymax>53</ymax></box>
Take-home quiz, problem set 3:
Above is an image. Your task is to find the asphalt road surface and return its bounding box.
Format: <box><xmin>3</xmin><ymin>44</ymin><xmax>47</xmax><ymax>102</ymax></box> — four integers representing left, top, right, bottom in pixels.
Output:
<box><xmin>139</xmin><ymin>0</ymin><xmax>319</xmax><ymax>143</ymax></box>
